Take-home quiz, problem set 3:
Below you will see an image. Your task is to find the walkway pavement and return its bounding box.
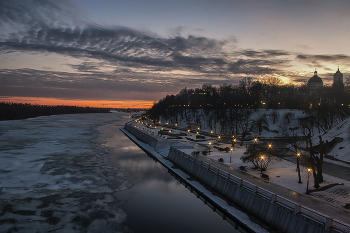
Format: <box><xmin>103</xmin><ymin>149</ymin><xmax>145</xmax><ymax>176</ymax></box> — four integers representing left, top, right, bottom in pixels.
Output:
<box><xmin>192</xmin><ymin>154</ymin><xmax>350</xmax><ymax>225</ymax></box>
<box><xmin>135</xmin><ymin>122</ymin><xmax>350</xmax><ymax>225</ymax></box>
<box><xmin>276</xmin><ymin>148</ymin><xmax>350</xmax><ymax>182</ymax></box>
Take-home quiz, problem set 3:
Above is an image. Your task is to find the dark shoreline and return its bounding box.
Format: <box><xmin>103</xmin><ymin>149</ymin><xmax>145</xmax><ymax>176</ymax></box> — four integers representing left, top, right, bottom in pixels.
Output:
<box><xmin>0</xmin><ymin>102</ymin><xmax>110</xmax><ymax>121</ymax></box>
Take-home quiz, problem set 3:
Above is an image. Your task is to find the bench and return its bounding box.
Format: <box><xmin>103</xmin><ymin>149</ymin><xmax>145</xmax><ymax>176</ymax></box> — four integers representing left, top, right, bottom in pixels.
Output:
<box><xmin>261</xmin><ymin>174</ymin><xmax>269</xmax><ymax>180</ymax></box>
<box><xmin>191</xmin><ymin>151</ymin><xmax>200</xmax><ymax>156</ymax></box>
<box><xmin>239</xmin><ymin>166</ymin><xmax>246</xmax><ymax>172</ymax></box>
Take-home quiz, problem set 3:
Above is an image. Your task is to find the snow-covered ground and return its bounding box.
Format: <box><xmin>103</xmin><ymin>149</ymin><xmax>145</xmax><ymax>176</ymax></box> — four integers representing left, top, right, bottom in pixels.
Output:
<box><xmin>133</xmin><ymin>113</ymin><xmax>350</xmax><ymax>210</ymax></box>
<box><xmin>312</xmin><ymin>117</ymin><xmax>350</xmax><ymax>164</ymax></box>
<box><xmin>159</xmin><ymin>109</ymin><xmax>306</xmax><ymax>138</ymax></box>
<box><xmin>195</xmin><ymin>143</ymin><xmax>350</xmax><ymax>197</ymax></box>
<box><xmin>158</xmin><ymin>109</ymin><xmax>350</xmax><ymax>164</ymax></box>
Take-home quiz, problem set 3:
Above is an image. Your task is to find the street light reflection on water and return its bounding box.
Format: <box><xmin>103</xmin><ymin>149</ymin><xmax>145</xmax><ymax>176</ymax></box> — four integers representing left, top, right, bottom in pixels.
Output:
<box><xmin>107</xmin><ymin>125</ymin><xmax>239</xmax><ymax>233</ymax></box>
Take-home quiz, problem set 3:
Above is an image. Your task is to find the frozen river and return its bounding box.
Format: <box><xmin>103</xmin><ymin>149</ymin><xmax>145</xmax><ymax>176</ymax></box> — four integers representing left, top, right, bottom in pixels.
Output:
<box><xmin>0</xmin><ymin>112</ymin><xmax>238</xmax><ymax>232</ymax></box>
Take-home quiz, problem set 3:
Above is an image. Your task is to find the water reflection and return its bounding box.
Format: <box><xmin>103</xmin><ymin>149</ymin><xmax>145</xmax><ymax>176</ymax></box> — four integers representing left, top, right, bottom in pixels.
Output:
<box><xmin>108</xmin><ymin>125</ymin><xmax>239</xmax><ymax>233</ymax></box>
<box><xmin>120</xmin><ymin>145</ymin><xmax>141</xmax><ymax>152</ymax></box>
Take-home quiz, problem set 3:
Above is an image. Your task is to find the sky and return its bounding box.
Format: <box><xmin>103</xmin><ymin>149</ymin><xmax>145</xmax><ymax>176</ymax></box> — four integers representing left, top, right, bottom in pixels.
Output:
<box><xmin>0</xmin><ymin>0</ymin><xmax>350</xmax><ymax>108</ymax></box>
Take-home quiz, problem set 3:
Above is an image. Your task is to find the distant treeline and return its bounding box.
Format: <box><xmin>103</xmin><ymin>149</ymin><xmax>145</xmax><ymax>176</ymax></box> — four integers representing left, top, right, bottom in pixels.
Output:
<box><xmin>0</xmin><ymin>102</ymin><xmax>110</xmax><ymax>121</ymax></box>
<box><xmin>115</xmin><ymin>108</ymin><xmax>148</xmax><ymax>113</ymax></box>
<box><xmin>148</xmin><ymin>77</ymin><xmax>350</xmax><ymax>119</ymax></box>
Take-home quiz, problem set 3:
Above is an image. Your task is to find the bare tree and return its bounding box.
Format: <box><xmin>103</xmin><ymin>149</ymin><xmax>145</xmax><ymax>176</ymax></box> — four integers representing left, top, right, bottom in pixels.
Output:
<box><xmin>271</xmin><ymin>110</ymin><xmax>279</xmax><ymax>124</ymax></box>
<box><xmin>241</xmin><ymin>144</ymin><xmax>273</xmax><ymax>170</ymax></box>
<box><xmin>298</xmin><ymin>115</ymin><xmax>324</xmax><ymax>190</ymax></box>
<box><xmin>283</xmin><ymin>111</ymin><xmax>294</xmax><ymax>124</ymax></box>
<box><xmin>251</xmin><ymin>115</ymin><xmax>268</xmax><ymax>135</ymax></box>
<box><xmin>239</xmin><ymin>109</ymin><xmax>252</xmax><ymax>145</ymax></box>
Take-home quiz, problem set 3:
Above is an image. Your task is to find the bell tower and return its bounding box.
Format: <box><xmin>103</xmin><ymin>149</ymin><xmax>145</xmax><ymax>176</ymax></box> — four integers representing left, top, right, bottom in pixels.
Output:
<box><xmin>333</xmin><ymin>67</ymin><xmax>344</xmax><ymax>90</ymax></box>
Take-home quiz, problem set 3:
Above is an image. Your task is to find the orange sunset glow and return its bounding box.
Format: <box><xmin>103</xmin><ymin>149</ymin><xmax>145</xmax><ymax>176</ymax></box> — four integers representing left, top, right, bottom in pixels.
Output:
<box><xmin>0</xmin><ymin>97</ymin><xmax>153</xmax><ymax>109</ymax></box>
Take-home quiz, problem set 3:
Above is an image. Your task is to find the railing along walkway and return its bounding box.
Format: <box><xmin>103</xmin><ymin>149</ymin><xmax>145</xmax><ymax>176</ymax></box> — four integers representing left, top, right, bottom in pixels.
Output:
<box><xmin>171</xmin><ymin>148</ymin><xmax>350</xmax><ymax>233</ymax></box>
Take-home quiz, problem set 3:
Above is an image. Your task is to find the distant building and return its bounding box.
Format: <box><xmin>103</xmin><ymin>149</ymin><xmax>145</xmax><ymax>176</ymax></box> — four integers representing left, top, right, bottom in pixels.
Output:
<box><xmin>307</xmin><ymin>70</ymin><xmax>323</xmax><ymax>91</ymax></box>
<box><xmin>332</xmin><ymin>67</ymin><xmax>344</xmax><ymax>90</ymax></box>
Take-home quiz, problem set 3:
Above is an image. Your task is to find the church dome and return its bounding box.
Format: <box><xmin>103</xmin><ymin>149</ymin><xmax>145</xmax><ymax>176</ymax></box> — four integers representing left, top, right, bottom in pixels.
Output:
<box><xmin>308</xmin><ymin>71</ymin><xmax>323</xmax><ymax>84</ymax></box>
<box><xmin>307</xmin><ymin>70</ymin><xmax>323</xmax><ymax>91</ymax></box>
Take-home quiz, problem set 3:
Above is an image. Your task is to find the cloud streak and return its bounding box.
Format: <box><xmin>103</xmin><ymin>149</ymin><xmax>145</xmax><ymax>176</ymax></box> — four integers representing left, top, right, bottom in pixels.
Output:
<box><xmin>0</xmin><ymin>0</ymin><xmax>289</xmax><ymax>77</ymax></box>
<box><xmin>0</xmin><ymin>0</ymin><xmax>348</xmax><ymax>105</ymax></box>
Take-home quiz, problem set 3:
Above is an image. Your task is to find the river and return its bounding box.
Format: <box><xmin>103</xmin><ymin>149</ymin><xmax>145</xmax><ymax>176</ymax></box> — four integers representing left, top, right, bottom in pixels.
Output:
<box><xmin>0</xmin><ymin>112</ymin><xmax>240</xmax><ymax>232</ymax></box>
<box><xmin>104</xmin><ymin>117</ymin><xmax>237</xmax><ymax>233</ymax></box>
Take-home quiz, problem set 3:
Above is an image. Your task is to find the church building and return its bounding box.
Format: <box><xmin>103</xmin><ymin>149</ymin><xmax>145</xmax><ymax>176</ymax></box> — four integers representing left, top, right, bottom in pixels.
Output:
<box><xmin>307</xmin><ymin>68</ymin><xmax>344</xmax><ymax>91</ymax></box>
<box><xmin>307</xmin><ymin>70</ymin><xmax>323</xmax><ymax>91</ymax></box>
<box><xmin>332</xmin><ymin>67</ymin><xmax>344</xmax><ymax>90</ymax></box>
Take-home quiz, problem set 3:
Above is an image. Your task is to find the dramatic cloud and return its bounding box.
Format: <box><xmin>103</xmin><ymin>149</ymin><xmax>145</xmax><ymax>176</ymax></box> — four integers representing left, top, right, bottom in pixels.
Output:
<box><xmin>240</xmin><ymin>49</ymin><xmax>290</xmax><ymax>58</ymax></box>
<box><xmin>0</xmin><ymin>25</ymin><xmax>233</xmax><ymax>72</ymax></box>
<box><xmin>0</xmin><ymin>0</ymin><xmax>83</xmax><ymax>29</ymax></box>
<box><xmin>228</xmin><ymin>59</ymin><xmax>290</xmax><ymax>75</ymax></box>
<box><xmin>296</xmin><ymin>54</ymin><xmax>350</xmax><ymax>64</ymax></box>
<box><xmin>0</xmin><ymin>0</ymin><xmax>288</xmax><ymax>78</ymax></box>
<box><xmin>0</xmin><ymin>0</ymin><xmax>348</xmax><ymax>106</ymax></box>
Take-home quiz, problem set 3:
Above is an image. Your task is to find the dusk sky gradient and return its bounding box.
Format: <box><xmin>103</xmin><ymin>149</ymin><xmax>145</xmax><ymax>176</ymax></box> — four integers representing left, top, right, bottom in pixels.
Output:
<box><xmin>1</xmin><ymin>0</ymin><xmax>349</xmax><ymax>108</ymax></box>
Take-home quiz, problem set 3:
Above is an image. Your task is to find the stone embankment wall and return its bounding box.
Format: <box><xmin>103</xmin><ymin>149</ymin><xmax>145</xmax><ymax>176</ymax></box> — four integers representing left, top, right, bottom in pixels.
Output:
<box><xmin>124</xmin><ymin>124</ymin><xmax>158</xmax><ymax>148</ymax></box>
<box><xmin>168</xmin><ymin>147</ymin><xmax>333</xmax><ymax>233</ymax></box>
<box><xmin>124</xmin><ymin>124</ymin><xmax>178</xmax><ymax>151</ymax></box>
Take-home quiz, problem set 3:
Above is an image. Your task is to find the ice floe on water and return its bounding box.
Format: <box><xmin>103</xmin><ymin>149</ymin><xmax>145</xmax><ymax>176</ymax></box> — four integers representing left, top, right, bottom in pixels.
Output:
<box><xmin>0</xmin><ymin>113</ymin><xmax>133</xmax><ymax>233</ymax></box>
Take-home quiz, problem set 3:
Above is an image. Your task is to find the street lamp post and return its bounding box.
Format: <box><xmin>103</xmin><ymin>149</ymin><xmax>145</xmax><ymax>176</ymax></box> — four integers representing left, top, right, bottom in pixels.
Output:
<box><xmin>208</xmin><ymin>142</ymin><xmax>212</xmax><ymax>154</ymax></box>
<box><xmin>217</xmin><ymin>135</ymin><xmax>221</xmax><ymax>145</ymax></box>
<box><xmin>254</xmin><ymin>138</ymin><xmax>258</xmax><ymax>151</ymax></box>
<box><xmin>230</xmin><ymin>148</ymin><xmax>233</xmax><ymax>163</ymax></box>
<box><xmin>260</xmin><ymin>156</ymin><xmax>264</xmax><ymax>174</ymax></box>
<box><xmin>306</xmin><ymin>168</ymin><xmax>311</xmax><ymax>193</ymax></box>
<box><xmin>297</xmin><ymin>152</ymin><xmax>302</xmax><ymax>183</ymax></box>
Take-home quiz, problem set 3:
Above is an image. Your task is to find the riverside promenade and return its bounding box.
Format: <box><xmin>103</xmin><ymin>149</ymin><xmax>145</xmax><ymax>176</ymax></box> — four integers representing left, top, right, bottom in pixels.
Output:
<box><xmin>193</xmin><ymin>154</ymin><xmax>350</xmax><ymax>225</ymax></box>
<box><xmin>123</xmin><ymin>119</ymin><xmax>350</xmax><ymax>232</ymax></box>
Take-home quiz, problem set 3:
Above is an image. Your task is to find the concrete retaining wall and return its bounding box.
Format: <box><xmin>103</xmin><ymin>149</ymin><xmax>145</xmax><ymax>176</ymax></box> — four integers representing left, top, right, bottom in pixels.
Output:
<box><xmin>168</xmin><ymin>147</ymin><xmax>332</xmax><ymax>233</ymax></box>
<box><xmin>124</xmin><ymin>124</ymin><xmax>181</xmax><ymax>151</ymax></box>
<box><xmin>124</xmin><ymin>124</ymin><xmax>158</xmax><ymax>148</ymax></box>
